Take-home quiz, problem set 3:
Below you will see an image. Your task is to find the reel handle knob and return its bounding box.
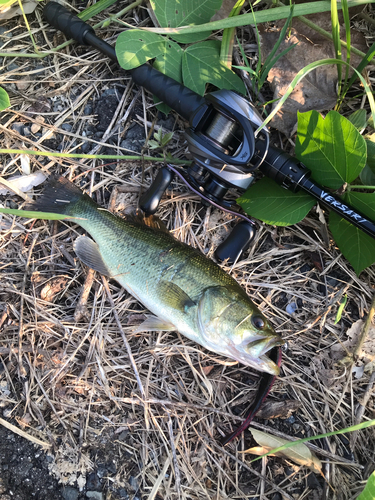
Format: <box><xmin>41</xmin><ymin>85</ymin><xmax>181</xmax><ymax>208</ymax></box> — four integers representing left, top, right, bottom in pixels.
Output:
<box><xmin>139</xmin><ymin>166</ymin><xmax>174</xmax><ymax>215</ymax></box>
<box><xmin>215</xmin><ymin>221</ymin><xmax>256</xmax><ymax>264</ymax></box>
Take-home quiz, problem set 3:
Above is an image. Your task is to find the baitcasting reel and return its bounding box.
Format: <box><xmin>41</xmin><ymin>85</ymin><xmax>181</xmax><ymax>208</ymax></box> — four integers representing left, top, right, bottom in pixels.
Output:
<box><xmin>43</xmin><ymin>2</ymin><xmax>375</xmax><ymax>264</ymax></box>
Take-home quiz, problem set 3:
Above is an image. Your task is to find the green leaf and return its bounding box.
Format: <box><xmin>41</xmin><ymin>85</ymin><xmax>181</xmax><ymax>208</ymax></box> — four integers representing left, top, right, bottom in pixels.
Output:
<box><xmin>366</xmin><ymin>135</ymin><xmax>375</xmax><ymax>171</ymax></box>
<box><xmin>348</xmin><ymin>109</ymin><xmax>367</xmax><ymax>130</ymax></box>
<box><xmin>360</xmin><ymin>164</ymin><xmax>375</xmax><ymax>186</ymax></box>
<box><xmin>115</xmin><ymin>30</ymin><xmax>166</xmax><ymax>70</ymax></box>
<box><xmin>357</xmin><ymin>471</ymin><xmax>375</xmax><ymax>500</ymax></box>
<box><xmin>0</xmin><ymin>87</ymin><xmax>10</xmax><ymax>111</ymax></box>
<box><xmin>237</xmin><ymin>178</ymin><xmax>316</xmax><ymax>226</ymax></box>
<box><xmin>329</xmin><ymin>191</ymin><xmax>375</xmax><ymax>274</ymax></box>
<box><xmin>152</xmin><ymin>38</ymin><xmax>183</xmax><ymax>114</ymax></box>
<box><xmin>149</xmin><ymin>0</ymin><xmax>222</xmax><ymax>43</ymax></box>
<box><xmin>334</xmin><ymin>294</ymin><xmax>347</xmax><ymax>324</ymax></box>
<box><xmin>295</xmin><ymin>110</ymin><xmax>367</xmax><ymax>189</ymax></box>
<box><xmin>182</xmin><ymin>40</ymin><xmax>246</xmax><ymax>96</ymax></box>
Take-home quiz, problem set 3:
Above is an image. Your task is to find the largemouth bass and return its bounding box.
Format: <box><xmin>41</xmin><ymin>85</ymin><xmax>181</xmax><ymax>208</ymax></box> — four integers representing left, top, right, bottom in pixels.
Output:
<box><xmin>2</xmin><ymin>175</ymin><xmax>283</xmax><ymax>376</ymax></box>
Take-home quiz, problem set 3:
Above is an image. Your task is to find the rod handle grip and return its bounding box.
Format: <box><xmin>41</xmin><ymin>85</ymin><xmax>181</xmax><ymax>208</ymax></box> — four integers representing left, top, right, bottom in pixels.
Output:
<box><xmin>43</xmin><ymin>2</ymin><xmax>94</xmax><ymax>45</ymax></box>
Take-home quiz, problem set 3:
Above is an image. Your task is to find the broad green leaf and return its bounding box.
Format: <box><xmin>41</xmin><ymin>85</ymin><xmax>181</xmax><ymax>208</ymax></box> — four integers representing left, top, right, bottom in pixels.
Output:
<box><xmin>357</xmin><ymin>471</ymin><xmax>375</xmax><ymax>500</ymax></box>
<box><xmin>149</xmin><ymin>0</ymin><xmax>222</xmax><ymax>43</ymax></box>
<box><xmin>182</xmin><ymin>40</ymin><xmax>246</xmax><ymax>96</ymax></box>
<box><xmin>348</xmin><ymin>109</ymin><xmax>367</xmax><ymax>130</ymax></box>
<box><xmin>115</xmin><ymin>30</ymin><xmax>166</xmax><ymax>70</ymax></box>
<box><xmin>366</xmin><ymin>136</ymin><xmax>375</xmax><ymax>171</ymax></box>
<box><xmin>237</xmin><ymin>178</ymin><xmax>316</xmax><ymax>226</ymax></box>
<box><xmin>152</xmin><ymin>38</ymin><xmax>183</xmax><ymax>114</ymax></box>
<box><xmin>0</xmin><ymin>87</ymin><xmax>10</xmax><ymax>111</ymax></box>
<box><xmin>360</xmin><ymin>164</ymin><xmax>375</xmax><ymax>186</ymax></box>
<box><xmin>329</xmin><ymin>191</ymin><xmax>375</xmax><ymax>274</ymax></box>
<box><xmin>295</xmin><ymin>110</ymin><xmax>367</xmax><ymax>189</ymax></box>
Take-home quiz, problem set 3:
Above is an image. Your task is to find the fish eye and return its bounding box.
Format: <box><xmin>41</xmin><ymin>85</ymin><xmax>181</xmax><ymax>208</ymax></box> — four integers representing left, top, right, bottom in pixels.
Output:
<box><xmin>252</xmin><ymin>315</ymin><xmax>265</xmax><ymax>329</ymax></box>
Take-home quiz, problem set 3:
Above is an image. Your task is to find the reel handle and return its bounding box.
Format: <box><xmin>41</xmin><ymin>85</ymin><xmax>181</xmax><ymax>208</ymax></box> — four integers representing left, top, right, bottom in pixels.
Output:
<box><xmin>215</xmin><ymin>221</ymin><xmax>256</xmax><ymax>264</ymax></box>
<box><xmin>139</xmin><ymin>166</ymin><xmax>174</xmax><ymax>215</ymax></box>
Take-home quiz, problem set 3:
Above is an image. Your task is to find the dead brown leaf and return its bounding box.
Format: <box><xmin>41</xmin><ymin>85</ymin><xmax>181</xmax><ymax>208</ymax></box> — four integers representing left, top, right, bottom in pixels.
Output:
<box><xmin>256</xmin><ymin>399</ymin><xmax>302</xmax><ymax>419</ymax></box>
<box><xmin>0</xmin><ymin>0</ymin><xmax>38</xmax><ymax>20</ymax></box>
<box><xmin>40</xmin><ymin>277</ymin><xmax>69</xmax><ymax>302</ymax></box>
<box><xmin>330</xmin><ymin>319</ymin><xmax>375</xmax><ymax>368</ymax></box>
<box><xmin>259</xmin><ymin>13</ymin><xmax>368</xmax><ymax>135</ymax></box>
<box><xmin>245</xmin><ymin>427</ymin><xmax>323</xmax><ymax>474</ymax></box>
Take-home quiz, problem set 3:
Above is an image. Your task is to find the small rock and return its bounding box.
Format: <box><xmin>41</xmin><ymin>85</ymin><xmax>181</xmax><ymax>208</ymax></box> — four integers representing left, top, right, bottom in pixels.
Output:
<box><xmin>31</xmin><ymin>123</ymin><xmax>41</xmax><ymax>134</ymax></box>
<box><xmin>23</xmin><ymin>127</ymin><xmax>31</xmax><ymax>137</ymax></box>
<box><xmin>62</xmin><ymin>486</ymin><xmax>80</xmax><ymax>500</ymax></box>
<box><xmin>102</xmin><ymin>88</ymin><xmax>118</xmax><ymax>98</ymax></box>
<box><xmin>81</xmin><ymin>142</ymin><xmax>91</xmax><ymax>153</ymax></box>
<box><xmin>11</xmin><ymin>122</ymin><xmax>24</xmax><ymax>135</ymax></box>
<box><xmin>96</xmin><ymin>465</ymin><xmax>107</xmax><ymax>479</ymax></box>
<box><xmin>31</xmin><ymin>117</ymin><xmax>45</xmax><ymax>135</ymax></box>
<box><xmin>0</xmin><ymin>26</ymin><xmax>12</xmax><ymax>38</ymax></box>
<box><xmin>84</xmin><ymin>104</ymin><xmax>93</xmax><ymax>115</ymax></box>
<box><xmin>8</xmin><ymin>63</ymin><xmax>19</xmax><ymax>72</ymax></box>
<box><xmin>286</xmin><ymin>302</ymin><xmax>297</xmax><ymax>315</ymax></box>
<box><xmin>16</xmin><ymin>78</ymin><xmax>31</xmax><ymax>91</ymax></box>
<box><xmin>118</xmin><ymin>430</ymin><xmax>129</xmax><ymax>442</ymax></box>
<box><xmin>106</xmin><ymin>460</ymin><xmax>116</xmax><ymax>474</ymax></box>
<box><xmin>86</xmin><ymin>492</ymin><xmax>103</xmax><ymax>500</ymax></box>
<box><xmin>86</xmin><ymin>472</ymin><xmax>101</xmax><ymax>491</ymax></box>
<box><xmin>118</xmin><ymin>489</ymin><xmax>129</xmax><ymax>499</ymax></box>
<box><xmin>129</xmin><ymin>476</ymin><xmax>139</xmax><ymax>492</ymax></box>
<box><xmin>61</xmin><ymin>123</ymin><xmax>73</xmax><ymax>132</ymax></box>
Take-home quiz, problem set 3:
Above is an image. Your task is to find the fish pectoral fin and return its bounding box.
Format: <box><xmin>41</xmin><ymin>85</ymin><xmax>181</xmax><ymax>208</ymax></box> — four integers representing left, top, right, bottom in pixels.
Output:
<box><xmin>133</xmin><ymin>315</ymin><xmax>176</xmax><ymax>333</ymax></box>
<box><xmin>74</xmin><ymin>235</ymin><xmax>110</xmax><ymax>277</ymax></box>
<box><xmin>158</xmin><ymin>280</ymin><xmax>195</xmax><ymax>312</ymax></box>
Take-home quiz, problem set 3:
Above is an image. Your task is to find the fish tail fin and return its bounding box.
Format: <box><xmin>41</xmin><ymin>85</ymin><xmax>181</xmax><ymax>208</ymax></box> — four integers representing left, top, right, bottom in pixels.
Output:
<box><xmin>26</xmin><ymin>175</ymin><xmax>94</xmax><ymax>218</ymax></box>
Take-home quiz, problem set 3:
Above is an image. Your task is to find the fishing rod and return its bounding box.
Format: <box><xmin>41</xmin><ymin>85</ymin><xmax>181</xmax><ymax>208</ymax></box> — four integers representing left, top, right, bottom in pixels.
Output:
<box><xmin>43</xmin><ymin>1</ymin><xmax>375</xmax><ymax>264</ymax></box>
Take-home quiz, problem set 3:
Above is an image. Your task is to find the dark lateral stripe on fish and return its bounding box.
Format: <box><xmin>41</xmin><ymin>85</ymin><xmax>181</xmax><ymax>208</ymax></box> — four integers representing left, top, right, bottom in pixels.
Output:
<box><xmin>221</xmin><ymin>346</ymin><xmax>283</xmax><ymax>445</ymax></box>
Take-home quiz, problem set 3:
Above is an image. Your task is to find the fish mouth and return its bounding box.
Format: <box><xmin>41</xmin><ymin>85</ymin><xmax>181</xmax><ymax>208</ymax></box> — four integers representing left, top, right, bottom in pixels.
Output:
<box><xmin>230</xmin><ymin>337</ymin><xmax>284</xmax><ymax>376</ymax></box>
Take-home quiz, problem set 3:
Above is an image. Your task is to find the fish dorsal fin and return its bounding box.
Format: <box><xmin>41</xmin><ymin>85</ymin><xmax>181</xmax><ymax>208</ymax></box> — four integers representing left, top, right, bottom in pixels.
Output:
<box><xmin>129</xmin><ymin>210</ymin><xmax>169</xmax><ymax>233</ymax></box>
<box><xmin>133</xmin><ymin>315</ymin><xmax>176</xmax><ymax>334</ymax></box>
<box><xmin>157</xmin><ymin>280</ymin><xmax>195</xmax><ymax>312</ymax></box>
<box><xmin>74</xmin><ymin>235</ymin><xmax>110</xmax><ymax>277</ymax></box>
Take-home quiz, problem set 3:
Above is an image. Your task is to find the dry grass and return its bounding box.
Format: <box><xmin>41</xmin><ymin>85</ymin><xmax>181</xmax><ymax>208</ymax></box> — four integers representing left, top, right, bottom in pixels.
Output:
<box><xmin>1</xmin><ymin>1</ymin><xmax>375</xmax><ymax>499</ymax></box>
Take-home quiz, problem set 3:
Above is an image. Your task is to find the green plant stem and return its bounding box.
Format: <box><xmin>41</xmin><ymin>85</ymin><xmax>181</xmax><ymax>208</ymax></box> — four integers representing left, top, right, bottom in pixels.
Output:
<box><xmin>0</xmin><ymin>0</ymin><xmax>144</xmax><ymax>59</ymax></box>
<box><xmin>0</xmin><ymin>149</ymin><xmax>188</xmax><ymax>164</ymax></box>
<box><xmin>17</xmin><ymin>0</ymin><xmax>39</xmax><ymax>54</ymax></box>
<box><xmin>348</xmin><ymin>185</ymin><xmax>375</xmax><ymax>190</ymax></box>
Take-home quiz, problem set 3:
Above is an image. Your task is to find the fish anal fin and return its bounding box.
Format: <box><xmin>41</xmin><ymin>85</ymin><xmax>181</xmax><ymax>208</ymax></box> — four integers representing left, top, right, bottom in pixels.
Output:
<box><xmin>133</xmin><ymin>315</ymin><xmax>176</xmax><ymax>333</ymax></box>
<box><xmin>74</xmin><ymin>235</ymin><xmax>110</xmax><ymax>277</ymax></box>
<box><xmin>158</xmin><ymin>280</ymin><xmax>195</xmax><ymax>312</ymax></box>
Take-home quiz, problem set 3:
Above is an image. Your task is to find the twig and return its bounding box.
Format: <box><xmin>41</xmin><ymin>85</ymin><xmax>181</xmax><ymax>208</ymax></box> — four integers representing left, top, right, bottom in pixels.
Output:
<box><xmin>351</xmin><ymin>371</ymin><xmax>375</xmax><ymax>448</ymax></box>
<box><xmin>74</xmin><ymin>267</ymin><xmax>96</xmax><ymax>322</ymax></box>
<box><xmin>101</xmin><ymin>276</ymin><xmax>145</xmax><ymax>398</ymax></box>
<box><xmin>353</xmin><ymin>291</ymin><xmax>375</xmax><ymax>360</ymax></box>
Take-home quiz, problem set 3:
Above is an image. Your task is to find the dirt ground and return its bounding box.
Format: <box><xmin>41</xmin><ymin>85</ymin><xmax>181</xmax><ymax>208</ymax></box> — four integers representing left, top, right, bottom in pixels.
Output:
<box><xmin>0</xmin><ymin>1</ymin><xmax>375</xmax><ymax>499</ymax></box>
